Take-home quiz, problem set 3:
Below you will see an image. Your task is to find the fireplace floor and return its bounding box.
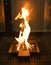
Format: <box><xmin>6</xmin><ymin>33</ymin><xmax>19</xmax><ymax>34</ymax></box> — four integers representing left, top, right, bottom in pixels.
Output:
<box><xmin>0</xmin><ymin>36</ymin><xmax>51</xmax><ymax>64</ymax></box>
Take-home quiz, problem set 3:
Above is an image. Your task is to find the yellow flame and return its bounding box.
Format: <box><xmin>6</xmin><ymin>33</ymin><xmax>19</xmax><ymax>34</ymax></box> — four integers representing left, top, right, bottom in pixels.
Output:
<box><xmin>15</xmin><ymin>7</ymin><xmax>32</xmax><ymax>51</ymax></box>
<box><xmin>21</xmin><ymin>8</ymin><xmax>29</xmax><ymax>18</ymax></box>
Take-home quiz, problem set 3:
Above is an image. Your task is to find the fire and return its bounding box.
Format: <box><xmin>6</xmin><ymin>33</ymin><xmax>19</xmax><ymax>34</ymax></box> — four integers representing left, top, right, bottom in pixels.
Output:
<box><xmin>15</xmin><ymin>7</ymin><xmax>32</xmax><ymax>51</ymax></box>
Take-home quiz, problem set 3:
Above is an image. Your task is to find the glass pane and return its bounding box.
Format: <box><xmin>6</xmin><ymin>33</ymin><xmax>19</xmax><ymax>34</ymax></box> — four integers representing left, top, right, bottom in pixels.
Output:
<box><xmin>11</xmin><ymin>0</ymin><xmax>44</xmax><ymax>32</ymax></box>
<box><xmin>44</xmin><ymin>0</ymin><xmax>51</xmax><ymax>32</ymax></box>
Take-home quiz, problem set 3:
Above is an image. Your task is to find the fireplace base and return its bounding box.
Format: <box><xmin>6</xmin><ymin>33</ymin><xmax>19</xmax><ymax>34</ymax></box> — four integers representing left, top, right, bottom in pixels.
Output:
<box><xmin>18</xmin><ymin>50</ymin><xmax>30</xmax><ymax>62</ymax></box>
<box><xmin>18</xmin><ymin>50</ymin><xmax>30</xmax><ymax>56</ymax></box>
<box><xmin>8</xmin><ymin>40</ymin><xmax>40</xmax><ymax>61</ymax></box>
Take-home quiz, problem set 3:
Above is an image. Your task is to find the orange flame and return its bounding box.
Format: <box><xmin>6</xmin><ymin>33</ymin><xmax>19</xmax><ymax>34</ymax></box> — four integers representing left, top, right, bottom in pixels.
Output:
<box><xmin>15</xmin><ymin>7</ymin><xmax>32</xmax><ymax>51</ymax></box>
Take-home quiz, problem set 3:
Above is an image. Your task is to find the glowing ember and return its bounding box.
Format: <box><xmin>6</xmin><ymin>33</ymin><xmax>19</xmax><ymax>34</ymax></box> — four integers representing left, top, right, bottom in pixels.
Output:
<box><xmin>15</xmin><ymin>7</ymin><xmax>32</xmax><ymax>51</ymax></box>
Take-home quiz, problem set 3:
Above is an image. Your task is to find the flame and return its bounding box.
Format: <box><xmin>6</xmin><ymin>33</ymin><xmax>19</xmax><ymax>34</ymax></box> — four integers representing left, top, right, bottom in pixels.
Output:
<box><xmin>15</xmin><ymin>7</ymin><xmax>32</xmax><ymax>51</ymax></box>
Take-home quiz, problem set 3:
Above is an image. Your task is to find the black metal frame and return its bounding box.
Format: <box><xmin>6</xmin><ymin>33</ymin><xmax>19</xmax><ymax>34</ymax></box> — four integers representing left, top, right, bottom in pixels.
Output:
<box><xmin>4</xmin><ymin>0</ymin><xmax>12</xmax><ymax>32</ymax></box>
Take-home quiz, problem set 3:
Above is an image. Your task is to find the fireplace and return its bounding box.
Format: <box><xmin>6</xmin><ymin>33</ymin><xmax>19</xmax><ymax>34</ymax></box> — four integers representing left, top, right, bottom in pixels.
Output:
<box><xmin>8</xmin><ymin>0</ymin><xmax>43</xmax><ymax>59</ymax></box>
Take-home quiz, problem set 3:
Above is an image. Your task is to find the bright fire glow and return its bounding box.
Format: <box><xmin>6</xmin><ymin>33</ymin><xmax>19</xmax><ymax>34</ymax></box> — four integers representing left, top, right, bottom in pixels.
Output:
<box><xmin>15</xmin><ymin>7</ymin><xmax>32</xmax><ymax>51</ymax></box>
